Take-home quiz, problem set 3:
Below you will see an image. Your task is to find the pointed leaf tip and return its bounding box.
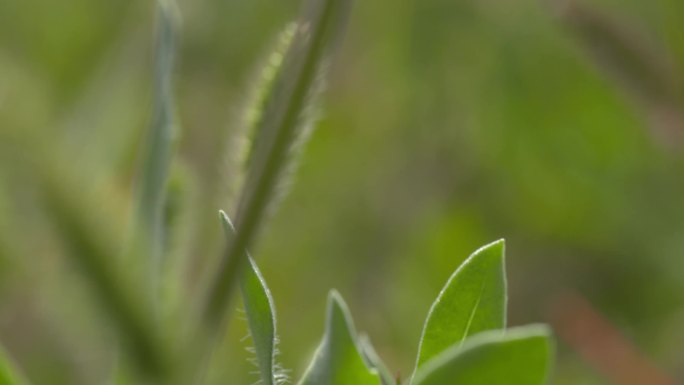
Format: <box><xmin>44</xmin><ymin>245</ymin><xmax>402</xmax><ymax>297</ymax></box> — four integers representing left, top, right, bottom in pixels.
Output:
<box><xmin>218</xmin><ymin>210</ymin><xmax>234</xmax><ymax>231</ymax></box>
<box><xmin>157</xmin><ymin>0</ymin><xmax>182</xmax><ymax>26</ymax></box>
<box><xmin>297</xmin><ymin>291</ymin><xmax>380</xmax><ymax>385</ymax></box>
<box><xmin>415</xmin><ymin>240</ymin><xmax>507</xmax><ymax>368</ymax></box>
<box><xmin>472</xmin><ymin>239</ymin><xmax>505</xmax><ymax>260</ymax></box>
<box><xmin>326</xmin><ymin>290</ymin><xmax>347</xmax><ymax>322</ymax></box>
<box><xmin>218</xmin><ymin>211</ymin><xmax>278</xmax><ymax>385</ymax></box>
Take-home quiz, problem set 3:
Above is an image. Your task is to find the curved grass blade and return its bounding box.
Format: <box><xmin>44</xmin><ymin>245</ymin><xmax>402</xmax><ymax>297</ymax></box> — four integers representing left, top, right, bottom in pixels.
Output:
<box><xmin>202</xmin><ymin>0</ymin><xmax>353</xmax><ymax>334</ymax></box>
<box><xmin>0</xmin><ymin>345</ymin><xmax>30</xmax><ymax>385</ymax></box>
<box><xmin>219</xmin><ymin>211</ymin><xmax>278</xmax><ymax>385</ymax></box>
<box><xmin>412</xmin><ymin>325</ymin><xmax>553</xmax><ymax>385</ymax></box>
<box><xmin>297</xmin><ymin>291</ymin><xmax>380</xmax><ymax>385</ymax></box>
<box><xmin>414</xmin><ymin>240</ymin><xmax>507</xmax><ymax>369</ymax></box>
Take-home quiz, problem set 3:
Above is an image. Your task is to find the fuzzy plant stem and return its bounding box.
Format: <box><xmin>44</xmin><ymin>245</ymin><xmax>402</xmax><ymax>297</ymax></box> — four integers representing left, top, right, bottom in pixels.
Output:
<box><xmin>201</xmin><ymin>0</ymin><xmax>351</xmax><ymax>335</ymax></box>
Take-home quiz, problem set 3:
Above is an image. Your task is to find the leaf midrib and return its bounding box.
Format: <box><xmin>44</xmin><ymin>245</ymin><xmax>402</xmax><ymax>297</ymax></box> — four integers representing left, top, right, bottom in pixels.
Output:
<box><xmin>460</xmin><ymin>281</ymin><xmax>486</xmax><ymax>348</ymax></box>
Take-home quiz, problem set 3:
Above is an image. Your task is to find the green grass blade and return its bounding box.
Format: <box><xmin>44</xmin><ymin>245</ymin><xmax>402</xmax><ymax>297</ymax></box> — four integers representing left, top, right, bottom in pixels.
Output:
<box><xmin>129</xmin><ymin>0</ymin><xmax>179</xmax><ymax>296</ymax></box>
<box><xmin>219</xmin><ymin>211</ymin><xmax>278</xmax><ymax>385</ymax></box>
<box><xmin>110</xmin><ymin>3</ymin><xmax>179</xmax><ymax>383</ymax></box>
<box><xmin>40</xmin><ymin>168</ymin><xmax>170</xmax><ymax>382</ymax></box>
<box><xmin>412</xmin><ymin>325</ymin><xmax>553</xmax><ymax>385</ymax></box>
<box><xmin>202</xmin><ymin>0</ymin><xmax>352</xmax><ymax>334</ymax></box>
<box><xmin>1</xmin><ymin>124</ymin><xmax>172</xmax><ymax>383</ymax></box>
<box><xmin>297</xmin><ymin>291</ymin><xmax>381</xmax><ymax>385</ymax></box>
<box><xmin>414</xmin><ymin>240</ymin><xmax>507</xmax><ymax>369</ymax></box>
<box><xmin>555</xmin><ymin>0</ymin><xmax>684</xmax><ymax>146</ymax></box>
<box><xmin>557</xmin><ymin>1</ymin><xmax>681</xmax><ymax>106</ymax></box>
<box><xmin>0</xmin><ymin>345</ymin><xmax>30</xmax><ymax>385</ymax></box>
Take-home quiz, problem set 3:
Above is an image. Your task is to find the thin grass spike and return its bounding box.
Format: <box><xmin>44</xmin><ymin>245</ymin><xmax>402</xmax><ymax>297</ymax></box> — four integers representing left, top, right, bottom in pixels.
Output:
<box><xmin>202</xmin><ymin>0</ymin><xmax>352</xmax><ymax>343</ymax></box>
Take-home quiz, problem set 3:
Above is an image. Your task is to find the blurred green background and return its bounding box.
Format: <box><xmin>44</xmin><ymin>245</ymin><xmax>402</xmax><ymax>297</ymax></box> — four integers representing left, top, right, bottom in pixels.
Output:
<box><xmin>1</xmin><ymin>0</ymin><xmax>683</xmax><ymax>384</ymax></box>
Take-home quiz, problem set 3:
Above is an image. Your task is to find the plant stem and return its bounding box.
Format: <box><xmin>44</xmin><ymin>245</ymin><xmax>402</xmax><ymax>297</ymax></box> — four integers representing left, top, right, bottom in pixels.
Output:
<box><xmin>201</xmin><ymin>0</ymin><xmax>351</xmax><ymax>334</ymax></box>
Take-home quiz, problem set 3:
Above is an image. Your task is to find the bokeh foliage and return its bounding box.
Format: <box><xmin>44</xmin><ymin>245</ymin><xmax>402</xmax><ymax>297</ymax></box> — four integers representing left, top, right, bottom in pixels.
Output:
<box><xmin>1</xmin><ymin>0</ymin><xmax>683</xmax><ymax>384</ymax></box>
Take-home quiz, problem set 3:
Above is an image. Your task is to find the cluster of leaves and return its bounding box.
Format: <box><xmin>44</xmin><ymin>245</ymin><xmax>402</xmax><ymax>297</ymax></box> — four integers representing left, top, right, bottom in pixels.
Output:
<box><xmin>238</xmin><ymin>235</ymin><xmax>553</xmax><ymax>385</ymax></box>
<box><xmin>0</xmin><ymin>0</ymin><xmax>554</xmax><ymax>383</ymax></box>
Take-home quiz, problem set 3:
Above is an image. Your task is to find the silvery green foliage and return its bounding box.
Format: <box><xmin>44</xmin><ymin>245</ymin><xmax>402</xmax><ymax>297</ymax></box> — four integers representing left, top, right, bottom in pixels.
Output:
<box><xmin>239</xmin><ymin>240</ymin><xmax>553</xmax><ymax>385</ymax></box>
<box><xmin>220</xmin><ymin>211</ymin><xmax>286</xmax><ymax>385</ymax></box>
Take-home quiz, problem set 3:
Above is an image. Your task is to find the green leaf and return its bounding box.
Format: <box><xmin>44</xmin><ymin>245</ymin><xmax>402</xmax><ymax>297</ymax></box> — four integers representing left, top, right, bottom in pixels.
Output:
<box><xmin>219</xmin><ymin>211</ymin><xmax>278</xmax><ymax>385</ymax></box>
<box><xmin>412</xmin><ymin>325</ymin><xmax>553</xmax><ymax>385</ymax></box>
<box><xmin>0</xmin><ymin>345</ymin><xmax>30</xmax><ymax>385</ymax></box>
<box><xmin>241</xmin><ymin>257</ymin><xmax>278</xmax><ymax>385</ymax></box>
<box><xmin>297</xmin><ymin>291</ymin><xmax>380</xmax><ymax>385</ymax></box>
<box><xmin>415</xmin><ymin>239</ymin><xmax>507</xmax><ymax>368</ymax></box>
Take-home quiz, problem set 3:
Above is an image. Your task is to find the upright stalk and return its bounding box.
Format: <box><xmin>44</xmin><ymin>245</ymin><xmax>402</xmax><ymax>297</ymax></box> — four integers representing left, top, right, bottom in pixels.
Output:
<box><xmin>201</xmin><ymin>0</ymin><xmax>352</xmax><ymax>335</ymax></box>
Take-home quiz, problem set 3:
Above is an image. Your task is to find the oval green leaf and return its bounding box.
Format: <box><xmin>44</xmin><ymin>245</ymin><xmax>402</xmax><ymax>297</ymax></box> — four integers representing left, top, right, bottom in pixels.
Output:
<box><xmin>297</xmin><ymin>291</ymin><xmax>381</xmax><ymax>385</ymax></box>
<box><xmin>415</xmin><ymin>240</ymin><xmax>507</xmax><ymax>368</ymax></box>
<box><xmin>412</xmin><ymin>325</ymin><xmax>553</xmax><ymax>385</ymax></box>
